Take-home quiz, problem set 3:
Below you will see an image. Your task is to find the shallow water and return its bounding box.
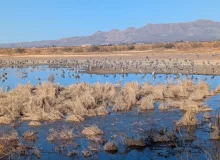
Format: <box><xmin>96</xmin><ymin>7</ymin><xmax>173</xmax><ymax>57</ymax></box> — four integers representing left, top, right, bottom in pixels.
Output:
<box><xmin>0</xmin><ymin>66</ymin><xmax>220</xmax><ymax>160</ymax></box>
<box><xmin>0</xmin><ymin>65</ymin><xmax>220</xmax><ymax>90</ymax></box>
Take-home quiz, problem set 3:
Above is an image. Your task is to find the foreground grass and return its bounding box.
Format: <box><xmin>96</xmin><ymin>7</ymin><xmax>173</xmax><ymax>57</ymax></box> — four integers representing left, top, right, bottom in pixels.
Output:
<box><xmin>0</xmin><ymin>80</ymin><xmax>218</xmax><ymax>126</ymax></box>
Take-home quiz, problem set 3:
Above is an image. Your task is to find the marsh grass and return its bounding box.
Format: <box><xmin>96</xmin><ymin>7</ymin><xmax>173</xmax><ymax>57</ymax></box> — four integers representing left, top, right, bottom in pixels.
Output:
<box><xmin>82</xmin><ymin>125</ymin><xmax>104</xmax><ymax>136</ymax></box>
<box><xmin>138</xmin><ymin>95</ymin><xmax>155</xmax><ymax>111</ymax></box>
<box><xmin>210</xmin><ymin>112</ymin><xmax>220</xmax><ymax>140</ymax></box>
<box><xmin>47</xmin><ymin>127</ymin><xmax>74</xmax><ymax>142</ymax></box>
<box><xmin>176</xmin><ymin>110</ymin><xmax>198</xmax><ymax>127</ymax></box>
<box><xmin>29</xmin><ymin>121</ymin><xmax>41</xmax><ymax>126</ymax></box>
<box><xmin>104</xmin><ymin>142</ymin><xmax>118</xmax><ymax>152</ymax></box>
<box><xmin>66</xmin><ymin>114</ymin><xmax>85</xmax><ymax>122</ymax></box>
<box><xmin>0</xmin><ymin>80</ymin><xmax>214</xmax><ymax>124</ymax></box>
<box><xmin>23</xmin><ymin>131</ymin><xmax>38</xmax><ymax>141</ymax></box>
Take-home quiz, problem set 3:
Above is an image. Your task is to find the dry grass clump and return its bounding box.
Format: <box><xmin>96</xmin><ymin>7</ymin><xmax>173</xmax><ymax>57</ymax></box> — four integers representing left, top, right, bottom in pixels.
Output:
<box><xmin>214</xmin><ymin>85</ymin><xmax>220</xmax><ymax>94</ymax></box>
<box><xmin>150</xmin><ymin>129</ymin><xmax>177</xmax><ymax>143</ymax></box>
<box><xmin>113</xmin><ymin>82</ymin><xmax>140</xmax><ymax>110</ymax></box>
<box><xmin>0</xmin><ymin>130</ymin><xmax>20</xmax><ymax>158</ymax></box>
<box><xmin>168</xmin><ymin>81</ymin><xmax>192</xmax><ymax>98</ymax></box>
<box><xmin>123</xmin><ymin>137</ymin><xmax>146</xmax><ymax>147</ymax></box>
<box><xmin>204</xmin><ymin>112</ymin><xmax>211</xmax><ymax>120</ymax></box>
<box><xmin>140</xmin><ymin>83</ymin><xmax>154</xmax><ymax>95</ymax></box>
<box><xmin>176</xmin><ymin>110</ymin><xmax>198</xmax><ymax>127</ymax></box>
<box><xmin>47</xmin><ymin>127</ymin><xmax>74</xmax><ymax>142</ymax></box>
<box><xmin>67</xmin><ymin>150</ymin><xmax>78</xmax><ymax>157</ymax></box>
<box><xmin>152</xmin><ymin>85</ymin><xmax>166</xmax><ymax>100</ymax></box>
<box><xmin>82</xmin><ymin>150</ymin><xmax>92</xmax><ymax>157</ymax></box>
<box><xmin>23</xmin><ymin>131</ymin><xmax>38</xmax><ymax>141</ymax></box>
<box><xmin>82</xmin><ymin>125</ymin><xmax>105</xmax><ymax>144</ymax></box>
<box><xmin>210</xmin><ymin>113</ymin><xmax>220</xmax><ymax>140</ymax></box>
<box><xmin>104</xmin><ymin>142</ymin><xmax>118</xmax><ymax>152</ymax></box>
<box><xmin>29</xmin><ymin>121</ymin><xmax>41</xmax><ymax>126</ymax></box>
<box><xmin>66</xmin><ymin>114</ymin><xmax>85</xmax><ymax>122</ymax></box>
<box><xmin>159</xmin><ymin>102</ymin><xmax>169</xmax><ymax>111</ymax></box>
<box><xmin>88</xmin><ymin>143</ymin><xmax>101</xmax><ymax>151</ymax></box>
<box><xmin>177</xmin><ymin>100</ymin><xmax>212</xmax><ymax>112</ymax></box>
<box><xmin>0</xmin><ymin>130</ymin><xmax>19</xmax><ymax>142</ymax></box>
<box><xmin>82</xmin><ymin>125</ymin><xmax>103</xmax><ymax>136</ymax></box>
<box><xmin>138</xmin><ymin>95</ymin><xmax>154</xmax><ymax>111</ymax></box>
<box><xmin>113</xmin><ymin>94</ymin><xmax>133</xmax><ymax>112</ymax></box>
<box><xmin>0</xmin><ymin>80</ymin><xmax>214</xmax><ymax>123</ymax></box>
<box><xmin>95</xmin><ymin>107</ymin><xmax>109</xmax><ymax>116</ymax></box>
<box><xmin>33</xmin><ymin>148</ymin><xmax>41</xmax><ymax>159</ymax></box>
<box><xmin>113</xmin><ymin>82</ymin><xmax>140</xmax><ymax>112</ymax></box>
<box><xmin>87</xmin><ymin>135</ymin><xmax>107</xmax><ymax>144</ymax></box>
<box><xmin>189</xmin><ymin>81</ymin><xmax>212</xmax><ymax>101</ymax></box>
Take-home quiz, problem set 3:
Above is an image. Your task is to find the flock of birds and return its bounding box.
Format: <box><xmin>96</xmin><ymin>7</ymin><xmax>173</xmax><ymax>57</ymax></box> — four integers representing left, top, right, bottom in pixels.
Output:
<box><xmin>0</xmin><ymin>56</ymin><xmax>219</xmax><ymax>90</ymax></box>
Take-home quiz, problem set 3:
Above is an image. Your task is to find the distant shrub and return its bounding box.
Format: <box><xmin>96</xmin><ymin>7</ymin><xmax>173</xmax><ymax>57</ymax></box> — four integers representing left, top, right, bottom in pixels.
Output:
<box><xmin>212</xmin><ymin>42</ymin><xmax>220</xmax><ymax>48</ymax></box>
<box><xmin>15</xmin><ymin>48</ymin><xmax>26</xmax><ymax>53</ymax></box>
<box><xmin>61</xmin><ymin>47</ymin><xmax>73</xmax><ymax>52</ymax></box>
<box><xmin>34</xmin><ymin>49</ymin><xmax>41</xmax><ymax>54</ymax></box>
<box><xmin>190</xmin><ymin>43</ymin><xmax>203</xmax><ymax>48</ymax></box>
<box><xmin>152</xmin><ymin>44</ymin><xmax>164</xmax><ymax>49</ymax></box>
<box><xmin>127</xmin><ymin>45</ymin><xmax>135</xmax><ymax>50</ymax></box>
<box><xmin>88</xmin><ymin>46</ymin><xmax>100</xmax><ymax>52</ymax></box>
<box><xmin>163</xmin><ymin>43</ymin><xmax>175</xmax><ymax>49</ymax></box>
<box><xmin>73</xmin><ymin>47</ymin><xmax>84</xmax><ymax>52</ymax></box>
<box><xmin>135</xmin><ymin>44</ymin><xmax>151</xmax><ymax>51</ymax></box>
<box><xmin>49</xmin><ymin>48</ymin><xmax>58</xmax><ymax>53</ymax></box>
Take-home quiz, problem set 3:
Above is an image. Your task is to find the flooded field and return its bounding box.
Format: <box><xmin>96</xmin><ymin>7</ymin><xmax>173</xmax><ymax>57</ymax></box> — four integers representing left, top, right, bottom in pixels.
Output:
<box><xmin>0</xmin><ymin>66</ymin><xmax>220</xmax><ymax>160</ymax></box>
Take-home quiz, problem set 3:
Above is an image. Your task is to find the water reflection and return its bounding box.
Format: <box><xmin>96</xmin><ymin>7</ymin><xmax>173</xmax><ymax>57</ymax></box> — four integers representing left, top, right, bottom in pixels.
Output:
<box><xmin>0</xmin><ymin>65</ymin><xmax>219</xmax><ymax>91</ymax></box>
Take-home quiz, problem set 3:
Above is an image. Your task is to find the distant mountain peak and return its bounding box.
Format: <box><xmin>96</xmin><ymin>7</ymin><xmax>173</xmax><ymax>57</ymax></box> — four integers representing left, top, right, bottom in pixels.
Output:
<box><xmin>0</xmin><ymin>19</ymin><xmax>220</xmax><ymax>48</ymax></box>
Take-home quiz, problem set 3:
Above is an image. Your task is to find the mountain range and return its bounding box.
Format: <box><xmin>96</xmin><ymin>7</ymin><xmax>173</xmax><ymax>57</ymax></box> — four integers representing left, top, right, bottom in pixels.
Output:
<box><xmin>1</xmin><ymin>19</ymin><xmax>220</xmax><ymax>48</ymax></box>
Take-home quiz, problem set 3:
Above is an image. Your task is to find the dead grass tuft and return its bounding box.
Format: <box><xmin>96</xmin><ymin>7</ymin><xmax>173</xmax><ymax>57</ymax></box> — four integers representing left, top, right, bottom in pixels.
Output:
<box><xmin>123</xmin><ymin>137</ymin><xmax>146</xmax><ymax>147</ymax></box>
<box><xmin>138</xmin><ymin>95</ymin><xmax>154</xmax><ymax>111</ymax></box>
<box><xmin>23</xmin><ymin>131</ymin><xmax>38</xmax><ymax>141</ymax></box>
<box><xmin>176</xmin><ymin>110</ymin><xmax>198</xmax><ymax>126</ymax></box>
<box><xmin>0</xmin><ymin>80</ymin><xmax>213</xmax><ymax>122</ymax></box>
<box><xmin>29</xmin><ymin>121</ymin><xmax>41</xmax><ymax>126</ymax></box>
<box><xmin>66</xmin><ymin>114</ymin><xmax>85</xmax><ymax>122</ymax></box>
<box><xmin>82</xmin><ymin>125</ymin><xmax>103</xmax><ymax>136</ymax></box>
<box><xmin>104</xmin><ymin>141</ymin><xmax>118</xmax><ymax>152</ymax></box>
<box><xmin>47</xmin><ymin>127</ymin><xmax>74</xmax><ymax>142</ymax></box>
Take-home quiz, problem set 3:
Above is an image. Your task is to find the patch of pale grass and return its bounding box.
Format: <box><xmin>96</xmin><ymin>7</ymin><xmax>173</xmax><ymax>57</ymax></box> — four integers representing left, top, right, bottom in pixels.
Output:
<box><xmin>82</xmin><ymin>125</ymin><xmax>103</xmax><ymax>136</ymax></box>
<box><xmin>47</xmin><ymin>127</ymin><xmax>74</xmax><ymax>142</ymax></box>
<box><xmin>0</xmin><ymin>130</ymin><xmax>18</xmax><ymax>141</ymax></box>
<box><xmin>123</xmin><ymin>137</ymin><xmax>146</xmax><ymax>147</ymax></box>
<box><xmin>66</xmin><ymin>114</ymin><xmax>85</xmax><ymax>122</ymax></box>
<box><xmin>23</xmin><ymin>131</ymin><xmax>38</xmax><ymax>141</ymax></box>
<box><xmin>158</xmin><ymin>103</ymin><xmax>169</xmax><ymax>111</ymax></box>
<box><xmin>104</xmin><ymin>142</ymin><xmax>118</xmax><ymax>152</ymax></box>
<box><xmin>28</xmin><ymin>121</ymin><xmax>41</xmax><ymax>126</ymax></box>
<box><xmin>0</xmin><ymin>80</ymin><xmax>214</xmax><ymax>123</ymax></box>
<box><xmin>176</xmin><ymin>110</ymin><xmax>198</xmax><ymax>126</ymax></box>
<box><xmin>87</xmin><ymin>135</ymin><xmax>107</xmax><ymax>144</ymax></box>
<box><xmin>138</xmin><ymin>95</ymin><xmax>154</xmax><ymax>111</ymax></box>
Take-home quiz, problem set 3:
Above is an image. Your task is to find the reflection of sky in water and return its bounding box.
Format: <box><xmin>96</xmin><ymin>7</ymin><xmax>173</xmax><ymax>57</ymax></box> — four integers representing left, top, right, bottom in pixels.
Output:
<box><xmin>0</xmin><ymin>65</ymin><xmax>220</xmax><ymax>90</ymax></box>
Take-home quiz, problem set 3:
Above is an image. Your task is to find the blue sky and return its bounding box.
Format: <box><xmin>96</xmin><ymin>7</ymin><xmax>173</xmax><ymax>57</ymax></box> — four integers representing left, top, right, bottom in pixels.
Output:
<box><xmin>0</xmin><ymin>0</ymin><xmax>219</xmax><ymax>43</ymax></box>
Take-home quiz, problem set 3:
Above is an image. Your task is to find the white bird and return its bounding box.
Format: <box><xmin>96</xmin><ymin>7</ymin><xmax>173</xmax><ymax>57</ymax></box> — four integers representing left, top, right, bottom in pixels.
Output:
<box><xmin>36</xmin><ymin>76</ymin><xmax>41</xmax><ymax>81</ymax></box>
<box><xmin>152</xmin><ymin>71</ymin><xmax>155</xmax><ymax>76</ymax></box>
